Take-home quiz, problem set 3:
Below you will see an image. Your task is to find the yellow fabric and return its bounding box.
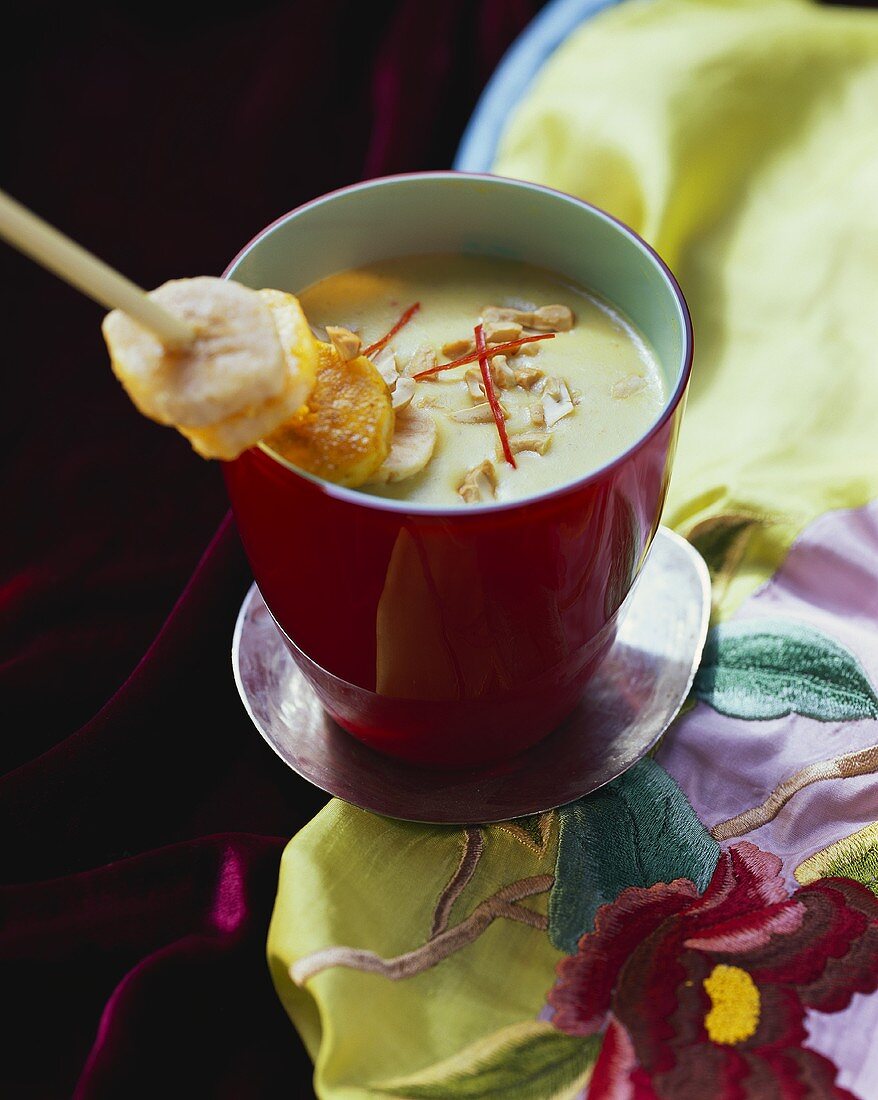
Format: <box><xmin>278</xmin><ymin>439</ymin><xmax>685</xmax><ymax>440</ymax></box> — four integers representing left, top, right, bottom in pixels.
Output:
<box><xmin>494</xmin><ymin>0</ymin><xmax>878</xmax><ymax>615</ymax></box>
<box><xmin>270</xmin><ymin>808</ymin><xmax>561</xmax><ymax>1097</ymax></box>
<box><xmin>268</xmin><ymin>1</ymin><xmax>878</xmax><ymax>1095</ymax></box>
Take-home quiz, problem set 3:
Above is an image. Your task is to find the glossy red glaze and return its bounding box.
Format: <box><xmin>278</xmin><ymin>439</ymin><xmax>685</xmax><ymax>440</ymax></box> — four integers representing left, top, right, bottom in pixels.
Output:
<box><xmin>223</xmin><ymin>401</ymin><xmax>683</xmax><ymax>766</ymax></box>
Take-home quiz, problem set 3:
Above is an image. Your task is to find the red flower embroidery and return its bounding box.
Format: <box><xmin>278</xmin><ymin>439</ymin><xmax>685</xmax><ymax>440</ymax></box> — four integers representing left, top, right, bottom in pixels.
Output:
<box><xmin>549</xmin><ymin>842</ymin><xmax>878</xmax><ymax>1098</ymax></box>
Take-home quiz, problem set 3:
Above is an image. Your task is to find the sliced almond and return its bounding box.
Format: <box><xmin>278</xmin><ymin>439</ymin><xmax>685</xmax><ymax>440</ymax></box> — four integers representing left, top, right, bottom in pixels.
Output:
<box><xmin>458</xmin><ymin>460</ymin><xmax>498</xmax><ymax>504</ymax></box>
<box><xmin>464</xmin><ymin>366</ymin><xmax>485</xmax><ymax>400</ymax></box>
<box><xmin>530</xmin><ymin>304</ymin><xmax>574</xmax><ymax>332</ymax></box>
<box><xmin>485</xmin><ymin>320</ymin><xmax>523</xmax><ymax>344</ymax></box>
<box><xmin>543</xmin><ymin>376</ymin><xmax>562</xmax><ymax>400</ymax></box>
<box><xmin>367</xmin><ymin>404</ymin><xmax>437</xmax><ymax>484</ymax></box>
<box><xmin>406</xmin><ymin>344</ymin><xmax>438</xmax><ymax>377</ymax></box>
<box><xmin>503</xmin><ymin>430</ymin><xmax>551</xmax><ymax>457</ymax></box>
<box><xmin>391</xmin><ymin>376</ymin><xmax>416</xmax><ymax>410</ymax></box>
<box><xmin>416</xmin><ymin>394</ymin><xmax>450</xmax><ymax>411</ymax></box>
<box><xmin>542</xmin><ymin>380</ymin><xmax>575</xmax><ymax>427</ymax></box>
<box><xmin>442</xmin><ymin>337</ymin><xmax>475</xmax><ymax>358</ymax></box>
<box><xmin>612</xmin><ymin>374</ymin><xmax>646</xmax><ymax>399</ymax></box>
<box><xmin>451</xmin><ymin>401</ymin><xmax>509</xmax><ymax>424</ymax></box>
<box><xmin>372</xmin><ymin>346</ymin><xmax>399</xmax><ymax>389</ymax></box>
<box><xmin>481</xmin><ymin>305</ymin><xmax>534</xmax><ymax>326</ymax></box>
<box><xmin>326</xmin><ymin>325</ymin><xmax>362</xmax><ymax>361</ymax></box>
<box><xmin>514</xmin><ymin>366</ymin><xmax>544</xmax><ymax>389</ymax></box>
<box><xmin>490</xmin><ymin>355</ymin><xmax>516</xmax><ymax>390</ymax></box>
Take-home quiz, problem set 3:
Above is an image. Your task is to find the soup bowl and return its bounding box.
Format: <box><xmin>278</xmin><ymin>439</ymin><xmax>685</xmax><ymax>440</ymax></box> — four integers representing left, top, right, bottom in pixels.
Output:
<box><xmin>223</xmin><ymin>172</ymin><xmax>692</xmax><ymax>767</ymax></box>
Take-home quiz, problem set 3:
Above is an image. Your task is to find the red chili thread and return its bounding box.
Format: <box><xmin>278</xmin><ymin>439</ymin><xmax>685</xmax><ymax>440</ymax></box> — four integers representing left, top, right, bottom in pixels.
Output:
<box><xmin>412</xmin><ymin>332</ymin><xmax>555</xmax><ymax>379</ymax></box>
<box><xmin>362</xmin><ymin>302</ymin><xmax>421</xmax><ymax>357</ymax></box>
<box><xmin>475</xmin><ymin>323</ymin><xmax>516</xmax><ymax>469</ymax></box>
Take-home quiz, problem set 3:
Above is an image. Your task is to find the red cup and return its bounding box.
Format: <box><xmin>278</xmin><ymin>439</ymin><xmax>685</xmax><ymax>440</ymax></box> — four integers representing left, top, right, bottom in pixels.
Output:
<box><xmin>223</xmin><ymin>173</ymin><xmax>692</xmax><ymax>767</ymax></box>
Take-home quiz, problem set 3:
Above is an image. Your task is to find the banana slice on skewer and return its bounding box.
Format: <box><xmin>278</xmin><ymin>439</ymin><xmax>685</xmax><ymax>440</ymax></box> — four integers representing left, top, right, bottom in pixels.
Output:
<box><xmin>5</xmin><ymin>192</ymin><xmax>435</xmax><ymax>480</ymax></box>
<box><xmin>102</xmin><ymin>276</ymin><xmax>436</xmax><ymax>483</ymax></box>
<box><xmin>179</xmin><ymin>386</ymin><xmax>306</xmax><ymax>461</ymax></box>
<box><xmin>102</xmin><ymin>277</ymin><xmax>317</xmax><ymax>459</ymax></box>
<box><xmin>263</xmin><ymin>341</ymin><xmax>395</xmax><ymax>487</ymax></box>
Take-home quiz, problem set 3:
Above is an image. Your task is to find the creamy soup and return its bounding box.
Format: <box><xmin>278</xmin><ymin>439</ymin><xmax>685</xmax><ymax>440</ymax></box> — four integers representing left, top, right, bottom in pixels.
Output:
<box><xmin>295</xmin><ymin>254</ymin><xmax>667</xmax><ymax>507</ymax></box>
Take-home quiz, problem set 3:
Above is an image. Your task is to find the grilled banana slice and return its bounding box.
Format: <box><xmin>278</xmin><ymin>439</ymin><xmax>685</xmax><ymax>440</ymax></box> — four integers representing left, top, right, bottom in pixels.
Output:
<box><xmin>102</xmin><ymin>278</ymin><xmax>317</xmax><ymax>459</ymax></box>
<box><xmin>366</xmin><ymin>404</ymin><xmax>437</xmax><ymax>484</ymax></box>
<box><xmin>263</xmin><ymin>341</ymin><xmax>394</xmax><ymax>487</ymax></box>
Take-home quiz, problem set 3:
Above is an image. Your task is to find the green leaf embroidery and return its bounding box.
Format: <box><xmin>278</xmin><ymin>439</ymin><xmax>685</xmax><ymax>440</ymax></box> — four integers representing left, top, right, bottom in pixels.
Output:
<box><xmin>374</xmin><ymin>1021</ymin><xmax>599</xmax><ymax>1100</ymax></box>
<box><xmin>549</xmin><ymin>758</ymin><xmax>719</xmax><ymax>955</ymax></box>
<box><xmin>795</xmin><ymin>822</ymin><xmax>878</xmax><ymax>894</ymax></box>
<box><xmin>694</xmin><ymin>618</ymin><xmax>878</xmax><ymax>721</ymax></box>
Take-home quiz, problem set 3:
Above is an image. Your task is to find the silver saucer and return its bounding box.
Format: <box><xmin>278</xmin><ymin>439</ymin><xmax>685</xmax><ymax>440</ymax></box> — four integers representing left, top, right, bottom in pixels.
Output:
<box><xmin>232</xmin><ymin>526</ymin><xmax>709</xmax><ymax>824</ymax></box>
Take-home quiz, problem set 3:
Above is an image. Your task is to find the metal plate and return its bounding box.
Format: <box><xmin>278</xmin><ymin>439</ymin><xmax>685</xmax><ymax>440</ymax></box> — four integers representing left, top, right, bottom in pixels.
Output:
<box><xmin>232</xmin><ymin>526</ymin><xmax>710</xmax><ymax>824</ymax></box>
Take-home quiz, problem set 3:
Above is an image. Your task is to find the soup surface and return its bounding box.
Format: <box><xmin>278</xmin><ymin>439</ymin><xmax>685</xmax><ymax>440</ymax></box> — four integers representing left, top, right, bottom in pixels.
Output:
<box><xmin>290</xmin><ymin>253</ymin><xmax>667</xmax><ymax>506</ymax></box>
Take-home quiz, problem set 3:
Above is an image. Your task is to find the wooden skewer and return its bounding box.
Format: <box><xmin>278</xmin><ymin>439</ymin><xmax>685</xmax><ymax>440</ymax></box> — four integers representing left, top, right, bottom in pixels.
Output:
<box><xmin>0</xmin><ymin>189</ymin><xmax>195</xmax><ymax>348</ymax></box>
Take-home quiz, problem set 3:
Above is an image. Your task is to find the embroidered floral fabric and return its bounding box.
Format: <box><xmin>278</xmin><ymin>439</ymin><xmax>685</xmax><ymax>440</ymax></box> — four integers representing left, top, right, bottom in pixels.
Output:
<box><xmin>268</xmin><ymin>0</ymin><xmax>878</xmax><ymax>1095</ymax></box>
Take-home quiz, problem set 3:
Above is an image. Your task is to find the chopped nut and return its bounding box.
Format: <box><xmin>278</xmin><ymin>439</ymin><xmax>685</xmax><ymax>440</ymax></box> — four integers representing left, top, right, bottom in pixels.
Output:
<box><xmin>416</xmin><ymin>394</ymin><xmax>449</xmax><ymax>410</ymax></box>
<box><xmin>482</xmin><ymin>305</ymin><xmax>535</xmax><ymax>326</ymax></box>
<box><xmin>543</xmin><ymin>376</ymin><xmax>562</xmax><ymax>400</ymax></box>
<box><xmin>371</xmin><ymin>346</ymin><xmax>399</xmax><ymax>389</ymax></box>
<box><xmin>530</xmin><ymin>304</ymin><xmax>574</xmax><ymax>332</ymax></box>
<box><xmin>442</xmin><ymin>337</ymin><xmax>475</xmax><ymax>358</ymax></box>
<box><xmin>485</xmin><ymin>320</ymin><xmax>524</xmax><ymax>344</ymax></box>
<box><xmin>514</xmin><ymin>366</ymin><xmax>544</xmax><ymax>389</ymax></box>
<box><xmin>612</xmin><ymin>374</ymin><xmax>646</xmax><ymax>399</ymax></box>
<box><xmin>407</xmin><ymin>344</ymin><xmax>438</xmax><ymax>377</ymax></box>
<box><xmin>392</xmin><ymin>376</ymin><xmax>416</xmax><ymax>410</ymax></box>
<box><xmin>490</xmin><ymin>355</ymin><xmax>516</xmax><ymax>389</ymax></box>
<box><xmin>451</xmin><ymin>401</ymin><xmax>509</xmax><ymax>424</ymax></box>
<box><xmin>513</xmin><ymin>341</ymin><xmax>541</xmax><ymax>357</ymax></box>
<box><xmin>502</xmin><ymin>430</ymin><xmax>552</xmax><ymax>457</ymax></box>
<box><xmin>458</xmin><ymin>460</ymin><xmax>498</xmax><ymax>504</ymax></box>
<box><xmin>326</xmin><ymin>325</ymin><xmax>362</xmax><ymax>361</ymax></box>
<box><xmin>530</xmin><ymin>401</ymin><xmax>547</xmax><ymax>428</ymax></box>
<box><xmin>542</xmin><ymin>381</ymin><xmax>575</xmax><ymax>427</ymax></box>
<box><xmin>464</xmin><ymin>366</ymin><xmax>485</xmax><ymax>400</ymax></box>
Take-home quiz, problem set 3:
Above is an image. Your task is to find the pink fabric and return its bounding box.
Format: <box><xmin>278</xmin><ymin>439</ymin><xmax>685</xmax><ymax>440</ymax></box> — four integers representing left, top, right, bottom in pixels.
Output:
<box><xmin>659</xmin><ymin>501</ymin><xmax>878</xmax><ymax>1095</ymax></box>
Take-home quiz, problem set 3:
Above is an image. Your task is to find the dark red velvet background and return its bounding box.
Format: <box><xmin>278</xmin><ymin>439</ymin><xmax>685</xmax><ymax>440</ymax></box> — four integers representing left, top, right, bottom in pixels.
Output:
<box><xmin>0</xmin><ymin>2</ymin><xmax>540</xmax><ymax>1096</ymax></box>
<box><xmin>5</xmin><ymin>0</ymin><xmax>869</xmax><ymax>1095</ymax></box>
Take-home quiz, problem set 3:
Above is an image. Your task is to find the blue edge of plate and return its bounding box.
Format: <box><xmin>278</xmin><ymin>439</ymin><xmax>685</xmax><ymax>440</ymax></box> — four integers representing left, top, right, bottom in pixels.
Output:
<box><xmin>454</xmin><ymin>0</ymin><xmax>627</xmax><ymax>173</ymax></box>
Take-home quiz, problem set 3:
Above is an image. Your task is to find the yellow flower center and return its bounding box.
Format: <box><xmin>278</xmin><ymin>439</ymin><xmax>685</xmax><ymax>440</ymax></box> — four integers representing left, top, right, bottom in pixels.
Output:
<box><xmin>702</xmin><ymin>964</ymin><xmax>761</xmax><ymax>1045</ymax></box>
